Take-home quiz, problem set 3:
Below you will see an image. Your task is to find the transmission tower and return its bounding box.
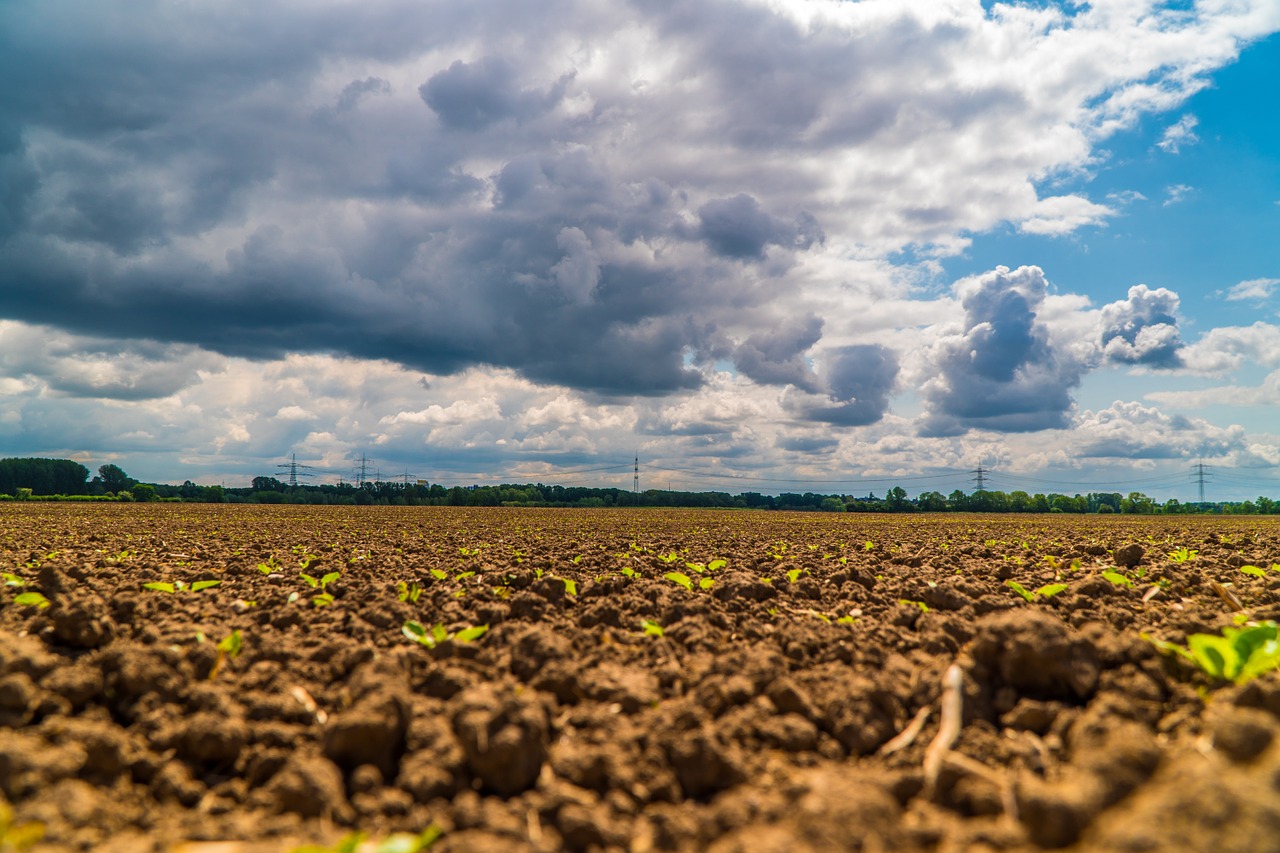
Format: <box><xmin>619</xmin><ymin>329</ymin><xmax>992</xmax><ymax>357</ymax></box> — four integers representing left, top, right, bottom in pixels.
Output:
<box><xmin>1192</xmin><ymin>460</ymin><xmax>1212</xmax><ymax>504</ymax></box>
<box><xmin>353</xmin><ymin>453</ymin><xmax>371</xmax><ymax>487</ymax></box>
<box><xmin>970</xmin><ymin>463</ymin><xmax>988</xmax><ymax>493</ymax></box>
<box><xmin>276</xmin><ymin>453</ymin><xmax>315</xmax><ymax>488</ymax></box>
<box><xmin>634</xmin><ymin>455</ymin><xmax>639</xmax><ymax>496</ymax></box>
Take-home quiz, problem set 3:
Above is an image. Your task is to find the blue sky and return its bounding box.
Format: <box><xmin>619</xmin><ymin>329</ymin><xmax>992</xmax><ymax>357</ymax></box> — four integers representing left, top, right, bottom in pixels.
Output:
<box><xmin>1</xmin><ymin>0</ymin><xmax>1278</xmax><ymax>500</ymax></box>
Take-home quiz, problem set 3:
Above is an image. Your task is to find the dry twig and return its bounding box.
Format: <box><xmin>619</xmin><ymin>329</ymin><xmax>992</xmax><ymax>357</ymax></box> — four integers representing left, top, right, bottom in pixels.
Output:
<box><xmin>923</xmin><ymin>663</ymin><xmax>964</xmax><ymax>797</ymax></box>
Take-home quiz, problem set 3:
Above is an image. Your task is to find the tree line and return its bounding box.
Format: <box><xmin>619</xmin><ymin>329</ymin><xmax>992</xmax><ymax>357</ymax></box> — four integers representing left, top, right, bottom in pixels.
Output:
<box><xmin>2</xmin><ymin>457</ymin><xmax>1279</xmax><ymax>514</ymax></box>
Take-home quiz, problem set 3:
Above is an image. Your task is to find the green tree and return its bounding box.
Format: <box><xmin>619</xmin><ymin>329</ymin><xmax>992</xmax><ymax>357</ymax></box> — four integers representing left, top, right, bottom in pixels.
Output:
<box><xmin>98</xmin><ymin>464</ymin><xmax>134</xmax><ymax>493</ymax></box>
<box><xmin>131</xmin><ymin>483</ymin><xmax>158</xmax><ymax>502</ymax></box>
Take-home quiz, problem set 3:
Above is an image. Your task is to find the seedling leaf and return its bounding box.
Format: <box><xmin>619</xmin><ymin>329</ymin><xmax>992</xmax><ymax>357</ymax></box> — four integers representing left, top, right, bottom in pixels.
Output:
<box><xmin>1241</xmin><ymin>565</ymin><xmax>1267</xmax><ymax>578</ymax></box>
<box><xmin>699</xmin><ymin>577</ymin><xmax>715</xmax><ymax>590</ymax></box>
<box><xmin>1102</xmin><ymin>570</ymin><xmax>1133</xmax><ymax>588</ymax></box>
<box><xmin>1005</xmin><ymin>580</ymin><xmax>1035</xmax><ymax>602</ymax></box>
<box><xmin>1036</xmin><ymin>583</ymin><xmax>1068</xmax><ymax>599</ymax></box>
<box><xmin>190</xmin><ymin>580</ymin><xmax>221</xmax><ymax>592</ymax></box>
<box><xmin>708</xmin><ymin>559</ymin><xmax>727</xmax><ymax>571</ymax></box>
<box><xmin>454</xmin><ymin>625</ymin><xmax>489</xmax><ymax>643</ymax></box>
<box><xmin>12</xmin><ymin>591</ymin><xmax>50</xmax><ymax>609</ymax></box>
<box><xmin>561</xmin><ymin>578</ymin><xmax>578</xmax><ymax>596</ymax></box>
<box><xmin>143</xmin><ymin>582</ymin><xmax>175</xmax><ymax>593</ymax></box>
<box><xmin>664</xmin><ymin>571</ymin><xmax>693</xmax><ymax>591</ymax></box>
<box><xmin>642</xmin><ymin>619</ymin><xmax>664</xmax><ymax>637</ymax></box>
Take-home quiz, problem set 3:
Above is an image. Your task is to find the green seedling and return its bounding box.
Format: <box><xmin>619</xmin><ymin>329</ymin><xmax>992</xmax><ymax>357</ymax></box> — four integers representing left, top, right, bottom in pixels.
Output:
<box><xmin>289</xmin><ymin>824</ymin><xmax>442</xmax><ymax>853</ymax></box>
<box><xmin>257</xmin><ymin>556</ymin><xmax>281</xmax><ymax>574</ymax></box>
<box><xmin>560</xmin><ymin>578</ymin><xmax>578</xmax><ymax>596</ymax></box>
<box><xmin>208</xmin><ymin>630</ymin><xmax>243</xmax><ymax>681</ymax></box>
<box><xmin>837</xmin><ymin>614</ymin><xmax>857</xmax><ymax>624</ymax></box>
<box><xmin>1101</xmin><ymin>570</ymin><xmax>1133</xmax><ymax>589</ymax></box>
<box><xmin>0</xmin><ymin>798</ymin><xmax>45</xmax><ymax>852</ymax></box>
<box><xmin>11</xmin><ymin>591</ymin><xmax>49</xmax><ymax>609</ymax></box>
<box><xmin>809</xmin><ymin>610</ymin><xmax>830</xmax><ymax>623</ymax></box>
<box><xmin>402</xmin><ymin>620</ymin><xmax>489</xmax><ymax>649</ymax></box>
<box><xmin>786</xmin><ymin>568</ymin><xmax>805</xmax><ymax>584</ymax></box>
<box><xmin>298</xmin><ymin>554</ymin><xmax>319</xmax><ymax>570</ymax></box>
<box><xmin>2</xmin><ymin>572</ymin><xmax>25</xmax><ymax>587</ymax></box>
<box><xmin>300</xmin><ymin>571</ymin><xmax>340</xmax><ymax>606</ymax></box>
<box><xmin>1144</xmin><ymin>621</ymin><xmax>1280</xmax><ymax>685</ymax></box>
<box><xmin>1241</xmin><ymin>564</ymin><xmax>1280</xmax><ymax>578</ymax></box>
<box><xmin>699</xmin><ymin>577</ymin><xmax>714</xmax><ymax>590</ymax></box>
<box><xmin>429</xmin><ymin>568</ymin><xmax>448</xmax><ymax>581</ymax></box>
<box><xmin>1006</xmin><ymin>580</ymin><xmax>1069</xmax><ymax>602</ymax></box>
<box><xmin>397</xmin><ymin>581</ymin><xmax>423</xmax><ymax>603</ymax></box>
<box><xmin>864</xmin><ymin>541</ymin><xmax>875</xmax><ymax>551</ymax></box>
<box><xmin>898</xmin><ymin>599</ymin><xmax>929</xmax><ymax>613</ymax></box>
<box><xmin>657</xmin><ymin>552</ymin><xmax>680</xmax><ymax>564</ymax></box>
<box><xmin>708</xmin><ymin>559</ymin><xmax>727</xmax><ymax>571</ymax></box>
<box><xmin>641</xmin><ymin>619</ymin><xmax>665</xmax><ymax>637</ymax></box>
<box><xmin>571</xmin><ymin>555</ymin><xmax>582</xmax><ymax>565</ymax></box>
<box><xmin>1169</xmin><ymin>547</ymin><xmax>1198</xmax><ymax>563</ymax></box>
<box><xmin>143</xmin><ymin>580</ymin><xmax>221</xmax><ymax>594</ymax></box>
<box><xmin>620</xmin><ymin>567</ymin><xmax>638</xmax><ymax>579</ymax></box>
<box><xmin>455</xmin><ymin>571</ymin><xmax>475</xmax><ymax>581</ymax></box>
<box><xmin>664</xmin><ymin>571</ymin><xmax>693</xmax><ymax>591</ymax></box>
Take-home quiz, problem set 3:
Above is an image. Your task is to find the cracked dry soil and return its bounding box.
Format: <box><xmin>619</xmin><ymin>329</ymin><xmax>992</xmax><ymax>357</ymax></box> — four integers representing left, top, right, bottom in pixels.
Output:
<box><xmin>4</xmin><ymin>504</ymin><xmax>1280</xmax><ymax>852</ymax></box>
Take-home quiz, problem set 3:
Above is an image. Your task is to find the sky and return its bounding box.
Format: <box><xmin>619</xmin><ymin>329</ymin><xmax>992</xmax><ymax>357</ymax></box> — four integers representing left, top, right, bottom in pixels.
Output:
<box><xmin>1</xmin><ymin>0</ymin><xmax>1279</xmax><ymax>501</ymax></box>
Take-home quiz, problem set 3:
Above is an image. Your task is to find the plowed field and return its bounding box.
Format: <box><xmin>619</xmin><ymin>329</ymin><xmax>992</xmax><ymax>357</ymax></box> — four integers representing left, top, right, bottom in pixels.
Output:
<box><xmin>3</xmin><ymin>504</ymin><xmax>1280</xmax><ymax>852</ymax></box>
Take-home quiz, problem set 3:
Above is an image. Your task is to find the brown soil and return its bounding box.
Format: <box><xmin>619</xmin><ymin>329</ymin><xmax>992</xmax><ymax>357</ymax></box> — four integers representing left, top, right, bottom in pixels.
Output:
<box><xmin>4</xmin><ymin>504</ymin><xmax>1280</xmax><ymax>852</ymax></box>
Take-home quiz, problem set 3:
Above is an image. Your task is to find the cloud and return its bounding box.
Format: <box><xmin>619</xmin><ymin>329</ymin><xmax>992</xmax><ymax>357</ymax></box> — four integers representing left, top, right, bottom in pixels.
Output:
<box><xmin>1018</xmin><ymin>195</ymin><xmax>1114</xmax><ymax>236</ymax></box>
<box><xmin>1177</xmin><ymin>322</ymin><xmax>1280</xmax><ymax>374</ymax></box>
<box><xmin>1098</xmin><ymin>284</ymin><xmax>1184</xmax><ymax>368</ymax></box>
<box><xmin>918</xmin><ymin>266</ymin><xmax>1084</xmax><ymax>435</ymax></box>
<box><xmin>791</xmin><ymin>345</ymin><xmax>900</xmax><ymax>427</ymax></box>
<box><xmin>419</xmin><ymin>57</ymin><xmax>572</xmax><ymax>131</ymax></box>
<box><xmin>1163</xmin><ymin>184</ymin><xmax>1195</xmax><ymax>206</ymax></box>
<box><xmin>1224</xmin><ymin>278</ymin><xmax>1280</xmax><ymax>302</ymax></box>
<box><xmin>731</xmin><ymin>315</ymin><xmax>823</xmax><ymax>390</ymax></box>
<box><xmin>695</xmin><ymin>194</ymin><xmax>822</xmax><ymax>260</ymax></box>
<box><xmin>1156</xmin><ymin>114</ymin><xmax>1199</xmax><ymax>154</ymax></box>
<box><xmin>1072</xmin><ymin>401</ymin><xmax>1245</xmax><ymax>461</ymax></box>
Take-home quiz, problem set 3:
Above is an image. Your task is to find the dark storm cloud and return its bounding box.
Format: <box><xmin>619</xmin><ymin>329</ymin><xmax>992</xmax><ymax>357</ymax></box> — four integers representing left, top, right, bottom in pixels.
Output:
<box><xmin>1098</xmin><ymin>284</ymin><xmax>1184</xmax><ymax>368</ymax></box>
<box><xmin>420</xmin><ymin>58</ymin><xmax>573</xmax><ymax>130</ymax></box>
<box><xmin>732</xmin><ymin>315</ymin><xmax>823</xmax><ymax>390</ymax></box>
<box><xmin>920</xmin><ymin>266</ymin><xmax>1083</xmax><ymax>436</ymax></box>
<box><xmin>696</xmin><ymin>194</ymin><xmax>823</xmax><ymax>260</ymax></box>
<box><xmin>797</xmin><ymin>344</ymin><xmax>899</xmax><ymax>427</ymax></box>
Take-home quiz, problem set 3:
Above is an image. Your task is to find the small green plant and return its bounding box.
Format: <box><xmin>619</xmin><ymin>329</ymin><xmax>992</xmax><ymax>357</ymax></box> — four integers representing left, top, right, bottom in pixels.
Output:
<box><xmin>863</xmin><ymin>541</ymin><xmax>875</xmax><ymax>551</ymax></box>
<box><xmin>657</xmin><ymin>552</ymin><xmax>680</xmax><ymax>564</ymax></box>
<box><xmin>786</xmin><ymin>568</ymin><xmax>805</xmax><ymax>584</ymax></box>
<box><xmin>641</xmin><ymin>619</ymin><xmax>664</xmax><ymax>637</ymax></box>
<box><xmin>10</xmin><ymin>591</ymin><xmax>49</xmax><ymax>609</ymax></box>
<box><xmin>1241</xmin><ymin>564</ymin><xmax>1280</xmax><ymax>578</ymax></box>
<box><xmin>560</xmin><ymin>578</ymin><xmax>578</xmax><ymax>596</ymax></box>
<box><xmin>2</xmin><ymin>573</ymin><xmax>26</xmax><ymax>588</ymax></box>
<box><xmin>429</xmin><ymin>568</ymin><xmax>448</xmax><ymax>581</ymax></box>
<box><xmin>664</xmin><ymin>571</ymin><xmax>693</xmax><ymax>591</ymax></box>
<box><xmin>208</xmin><ymin>630</ymin><xmax>243</xmax><ymax>681</ymax></box>
<box><xmin>699</xmin><ymin>577</ymin><xmax>714</xmax><ymax>590</ymax></box>
<box><xmin>397</xmin><ymin>581</ymin><xmax>423</xmax><ymax>603</ymax></box>
<box><xmin>0</xmin><ymin>797</ymin><xmax>45</xmax><ymax>852</ymax></box>
<box><xmin>1144</xmin><ymin>621</ymin><xmax>1280</xmax><ymax>685</ymax></box>
<box><xmin>1006</xmin><ymin>580</ymin><xmax>1068</xmax><ymax>602</ymax></box>
<box><xmin>1101</xmin><ymin>570</ymin><xmax>1133</xmax><ymax>589</ymax></box>
<box><xmin>1169</xmin><ymin>547</ymin><xmax>1198</xmax><ymax>563</ymax></box>
<box><xmin>402</xmin><ymin>621</ymin><xmax>489</xmax><ymax>649</ymax></box>
<box><xmin>898</xmin><ymin>599</ymin><xmax>929</xmax><ymax>613</ymax></box>
<box><xmin>257</xmin><ymin>556</ymin><xmax>281</xmax><ymax>574</ymax></box>
<box><xmin>620</xmin><ymin>567</ymin><xmax>638</xmax><ymax>579</ymax></box>
<box><xmin>143</xmin><ymin>579</ymin><xmax>222</xmax><ymax>594</ymax></box>
<box><xmin>300</xmin><ymin>571</ymin><xmax>340</xmax><ymax>607</ymax></box>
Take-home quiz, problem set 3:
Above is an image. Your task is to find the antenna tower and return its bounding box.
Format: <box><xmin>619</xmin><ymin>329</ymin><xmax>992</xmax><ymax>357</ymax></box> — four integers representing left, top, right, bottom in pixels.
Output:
<box><xmin>1192</xmin><ymin>460</ymin><xmax>1211</xmax><ymax>504</ymax></box>
<box><xmin>276</xmin><ymin>453</ymin><xmax>315</xmax><ymax>488</ymax></box>
<box><xmin>970</xmin><ymin>463</ymin><xmax>988</xmax><ymax>493</ymax></box>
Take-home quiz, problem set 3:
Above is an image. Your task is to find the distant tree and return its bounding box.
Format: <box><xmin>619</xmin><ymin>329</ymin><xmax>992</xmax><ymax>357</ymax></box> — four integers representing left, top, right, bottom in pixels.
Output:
<box><xmin>131</xmin><ymin>483</ymin><xmax>158</xmax><ymax>502</ymax></box>
<box><xmin>99</xmin><ymin>464</ymin><xmax>135</xmax><ymax>493</ymax></box>
<box><xmin>884</xmin><ymin>487</ymin><xmax>909</xmax><ymax>512</ymax></box>
<box><xmin>916</xmin><ymin>491</ymin><xmax>947</xmax><ymax>512</ymax></box>
<box><xmin>251</xmin><ymin>476</ymin><xmax>285</xmax><ymax>492</ymax></box>
<box><xmin>819</xmin><ymin>496</ymin><xmax>846</xmax><ymax>512</ymax></box>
